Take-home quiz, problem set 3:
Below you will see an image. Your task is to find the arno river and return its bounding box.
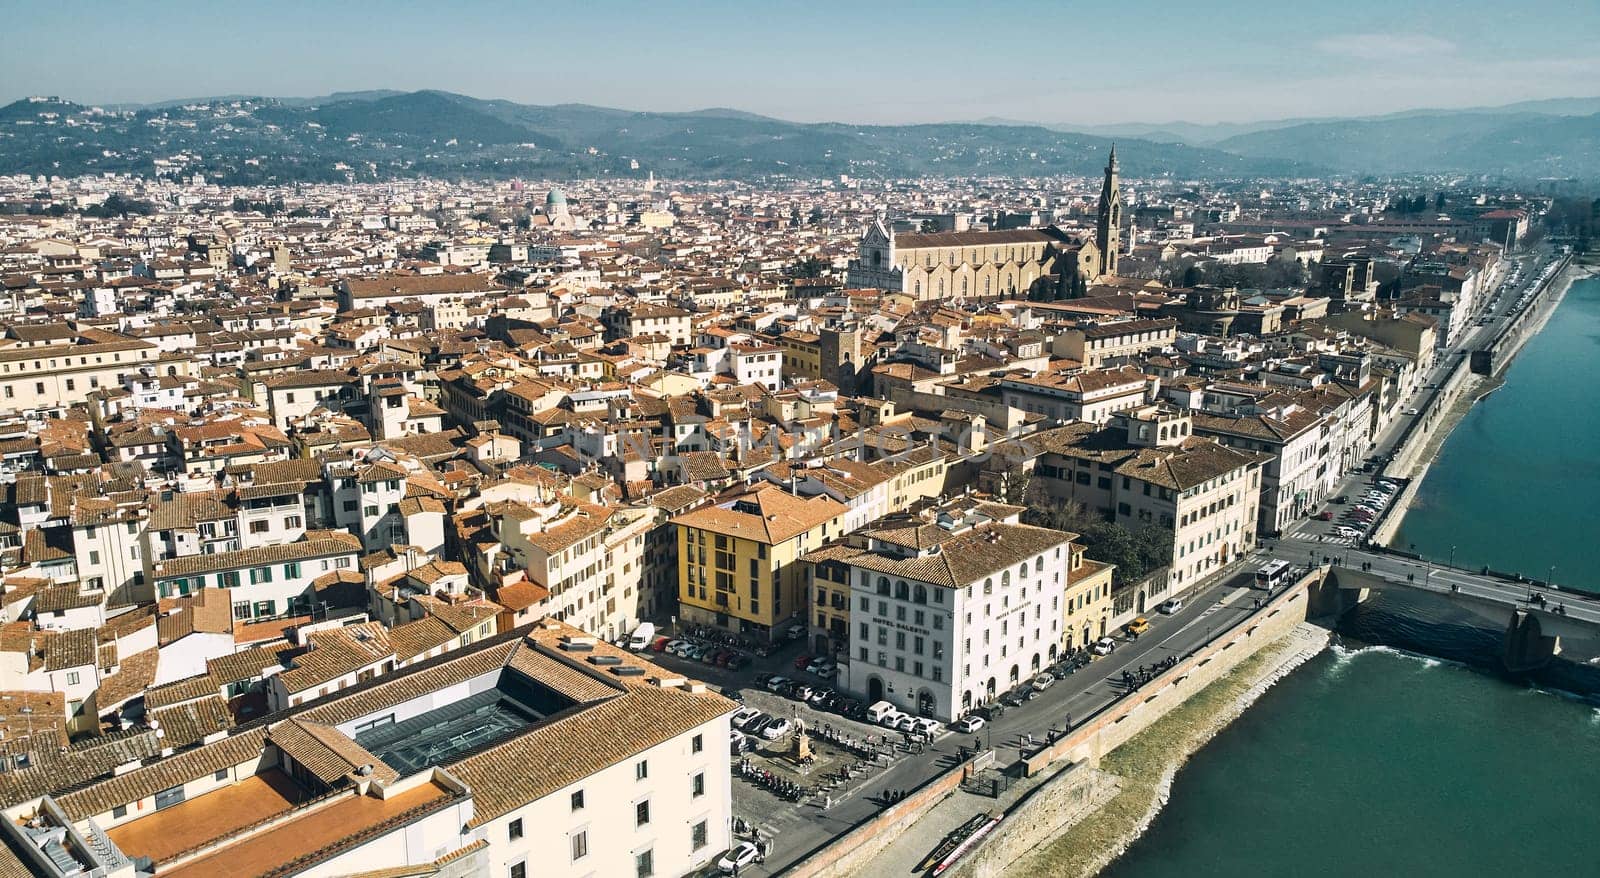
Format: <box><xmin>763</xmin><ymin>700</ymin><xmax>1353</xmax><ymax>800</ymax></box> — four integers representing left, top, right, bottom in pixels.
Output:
<box><xmin>1104</xmin><ymin>275</ymin><xmax>1600</xmax><ymax>877</ymax></box>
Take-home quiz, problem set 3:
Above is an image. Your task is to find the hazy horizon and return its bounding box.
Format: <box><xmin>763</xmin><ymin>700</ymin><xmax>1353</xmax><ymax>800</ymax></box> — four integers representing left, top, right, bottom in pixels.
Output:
<box><xmin>4</xmin><ymin>0</ymin><xmax>1597</xmax><ymax>127</ymax></box>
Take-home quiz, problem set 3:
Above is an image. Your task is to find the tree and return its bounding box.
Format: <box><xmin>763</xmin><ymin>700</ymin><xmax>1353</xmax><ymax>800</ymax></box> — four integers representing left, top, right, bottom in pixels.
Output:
<box><xmin>789</xmin><ymin>256</ymin><xmax>827</xmax><ymax>278</ymax></box>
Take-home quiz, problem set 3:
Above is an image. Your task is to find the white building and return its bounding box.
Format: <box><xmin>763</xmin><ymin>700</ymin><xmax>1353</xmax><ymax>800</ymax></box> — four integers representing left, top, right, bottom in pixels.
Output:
<box><xmin>810</xmin><ymin>501</ymin><xmax>1074</xmax><ymax>721</ymax></box>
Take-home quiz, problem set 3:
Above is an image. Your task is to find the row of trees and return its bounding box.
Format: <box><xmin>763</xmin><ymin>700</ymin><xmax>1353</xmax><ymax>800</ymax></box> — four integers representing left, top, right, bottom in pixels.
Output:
<box><xmin>1387</xmin><ymin>192</ymin><xmax>1447</xmax><ymax>214</ymax></box>
<box><xmin>1003</xmin><ymin>468</ymin><xmax>1174</xmax><ymax>587</ymax></box>
<box><xmin>1176</xmin><ymin>254</ymin><xmax>1307</xmax><ymax>290</ymax></box>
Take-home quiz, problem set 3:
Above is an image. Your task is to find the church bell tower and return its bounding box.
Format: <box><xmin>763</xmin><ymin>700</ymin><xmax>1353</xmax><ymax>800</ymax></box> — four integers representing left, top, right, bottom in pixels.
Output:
<box><xmin>1096</xmin><ymin>144</ymin><xmax>1122</xmax><ymax>277</ymax></box>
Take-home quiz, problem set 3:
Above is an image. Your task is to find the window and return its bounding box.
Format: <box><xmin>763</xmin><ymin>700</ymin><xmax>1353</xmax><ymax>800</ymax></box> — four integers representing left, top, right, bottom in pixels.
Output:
<box><xmin>154</xmin><ymin>785</ymin><xmax>186</xmax><ymax>810</ymax></box>
<box><xmin>284</xmin><ymin>562</ymin><xmax>300</xmax><ymax>578</ymax></box>
<box><xmin>112</xmin><ymin>804</ymin><xmax>127</xmax><ymax>819</ymax></box>
<box><xmin>250</xmin><ymin>567</ymin><xmax>273</xmax><ymax>584</ymax></box>
<box><xmin>636</xmin><ymin>849</ymin><xmax>654</xmax><ymax>878</ymax></box>
<box><xmin>509</xmin><ymin>818</ymin><xmax>523</xmax><ymax>840</ymax></box>
<box><xmin>636</xmin><ymin>760</ymin><xmax>648</xmax><ymax>780</ymax></box>
<box><xmin>570</xmin><ymin>830</ymin><xmax>588</xmax><ymax>860</ymax></box>
<box><xmin>691</xmin><ymin>733</ymin><xmax>703</xmax><ymax>754</ymax></box>
<box><xmin>571</xmin><ymin>790</ymin><xmax>585</xmax><ymax>811</ymax></box>
<box><xmin>692</xmin><ymin>772</ymin><xmax>705</xmax><ymax>798</ymax></box>
<box><xmin>636</xmin><ymin>799</ymin><xmax>651</xmax><ymax>826</ymax></box>
<box><xmin>692</xmin><ymin>819</ymin><xmax>708</xmax><ymax>850</ymax></box>
<box><xmin>250</xmin><ymin>520</ymin><xmax>270</xmax><ymax>534</ymax></box>
<box><xmin>66</xmin><ymin>671</ymin><xmax>80</xmax><ymax>686</ymax></box>
<box><xmin>214</xmin><ymin>768</ymin><xmax>228</xmax><ymax>781</ymax></box>
<box><xmin>511</xmin><ymin>863</ymin><xmax>526</xmax><ymax>878</ymax></box>
<box><xmin>88</xmin><ymin>551</ymin><xmax>100</xmax><ymax>566</ymax></box>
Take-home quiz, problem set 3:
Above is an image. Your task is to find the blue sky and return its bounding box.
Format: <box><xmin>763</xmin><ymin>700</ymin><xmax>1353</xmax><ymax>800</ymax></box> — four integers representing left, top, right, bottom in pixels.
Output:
<box><xmin>2</xmin><ymin>0</ymin><xmax>1596</xmax><ymax>124</ymax></box>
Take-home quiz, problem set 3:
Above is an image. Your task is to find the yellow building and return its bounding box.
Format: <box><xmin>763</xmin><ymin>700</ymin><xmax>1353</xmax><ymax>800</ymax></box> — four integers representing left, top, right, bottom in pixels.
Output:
<box><xmin>777</xmin><ymin>330</ymin><xmax>823</xmax><ymax>381</ymax></box>
<box><xmin>672</xmin><ymin>485</ymin><xmax>846</xmax><ymax>640</ymax></box>
<box><xmin>1063</xmin><ymin>545</ymin><xmax>1115</xmax><ymax>650</ymax></box>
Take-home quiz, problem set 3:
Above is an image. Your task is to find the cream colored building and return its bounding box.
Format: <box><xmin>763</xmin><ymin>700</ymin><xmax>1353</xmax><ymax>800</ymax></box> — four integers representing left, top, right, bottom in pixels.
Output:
<box><xmin>0</xmin><ymin>325</ymin><xmax>172</xmax><ymax>414</ymax></box>
<box><xmin>1030</xmin><ymin>407</ymin><xmax>1267</xmax><ymax>606</ymax></box>
<box><xmin>1051</xmin><ymin>317</ymin><xmax>1179</xmax><ymax>368</ymax></box>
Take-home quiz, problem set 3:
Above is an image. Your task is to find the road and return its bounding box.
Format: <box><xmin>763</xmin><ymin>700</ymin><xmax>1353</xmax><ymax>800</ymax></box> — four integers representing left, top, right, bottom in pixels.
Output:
<box><xmin>1290</xmin><ymin>249</ymin><xmax>1560</xmax><ymax>548</ymax></box>
<box><xmin>668</xmin><ymin>565</ymin><xmax>1271</xmax><ymax>877</ymax></box>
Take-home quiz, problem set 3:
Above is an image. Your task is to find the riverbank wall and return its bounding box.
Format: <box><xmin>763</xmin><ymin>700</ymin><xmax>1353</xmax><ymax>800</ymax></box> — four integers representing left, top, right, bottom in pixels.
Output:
<box><xmin>1018</xmin><ymin>575</ymin><xmax>1313</xmax><ymax>773</ymax></box>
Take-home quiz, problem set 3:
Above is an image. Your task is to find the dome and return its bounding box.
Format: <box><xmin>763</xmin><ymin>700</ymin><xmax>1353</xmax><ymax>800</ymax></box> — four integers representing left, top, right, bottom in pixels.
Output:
<box><xmin>545</xmin><ymin>187</ymin><xmax>567</xmax><ymax>207</ymax></box>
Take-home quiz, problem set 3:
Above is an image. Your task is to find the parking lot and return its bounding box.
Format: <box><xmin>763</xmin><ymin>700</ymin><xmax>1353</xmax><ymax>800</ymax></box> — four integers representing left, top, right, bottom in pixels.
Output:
<box><xmin>1296</xmin><ymin>475</ymin><xmax>1404</xmax><ymax>546</ymax></box>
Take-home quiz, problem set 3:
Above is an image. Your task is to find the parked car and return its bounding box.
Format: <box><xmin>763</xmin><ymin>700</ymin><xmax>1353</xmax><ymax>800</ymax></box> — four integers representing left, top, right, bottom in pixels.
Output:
<box><xmin>649</xmin><ymin>636</ymin><xmax>670</xmax><ymax>653</ymax></box>
<box><xmin>793</xmin><ymin>653</ymin><xmax>815</xmax><ymax>671</ymax></box>
<box><xmin>804</xmin><ymin>657</ymin><xmax>835</xmax><ymax>676</ymax></box>
<box><xmin>790</xmin><ymin>684</ymin><xmax>814</xmax><ymax>702</ymax></box>
<box><xmin>764</xmin><ymin>676</ymin><xmax>792</xmax><ymax>693</ymax></box>
<box><xmin>1031</xmin><ymin>673</ymin><xmax>1056</xmax><ymax>692</ymax></box>
<box><xmin>762</xmin><ymin>718</ymin><xmax>793</xmax><ymax>740</ymax></box>
<box><xmin>731</xmin><ymin>707</ymin><xmax>760</xmax><ymax>727</ymax></box>
<box><xmin>726</xmin><ymin>654</ymin><xmax>750</xmax><ymax>671</ymax></box>
<box><xmin>879</xmin><ymin>711</ymin><xmax>908</xmax><ymax>730</ymax></box>
<box><xmin>1126</xmin><ymin>616</ymin><xmax>1150</xmax><ymax>636</ymax></box>
<box><xmin>730</xmin><ymin>729</ymin><xmax>753</xmax><ymax>753</ymax></box>
<box><xmin>1091</xmin><ymin>637</ymin><xmax>1117</xmax><ymax>656</ymax></box>
<box><xmin>954</xmin><ymin>715</ymin><xmax>986</xmax><ymax>733</ymax></box>
<box><xmin>912</xmin><ymin>717</ymin><xmax>943</xmax><ymax>737</ymax></box>
<box><xmin>718</xmin><ymin>842</ymin><xmax>761</xmax><ymax>874</ymax></box>
<box><xmin>1160</xmin><ymin>598</ymin><xmax>1184</xmax><ymax>614</ymax></box>
<box><xmin>1317</xmin><ymin>511</ymin><xmax>1334</xmax><ymax>521</ymax></box>
<box><xmin>1332</xmin><ymin>495</ymin><xmax>1348</xmax><ymax>504</ymax></box>
<box><xmin>895</xmin><ymin>715</ymin><xmax>921</xmax><ymax>733</ymax></box>
<box><xmin>745</xmin><ymin>715</ymin><xmax>773</xmax><ymax>736</ymax></box>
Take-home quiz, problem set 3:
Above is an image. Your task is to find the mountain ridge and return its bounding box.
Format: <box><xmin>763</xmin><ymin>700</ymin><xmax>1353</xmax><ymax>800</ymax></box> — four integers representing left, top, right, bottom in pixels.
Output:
<box><xmin>3</xmin><ymin>89</ymin><xmax>1596</xmax><ymax>182</ymax></box>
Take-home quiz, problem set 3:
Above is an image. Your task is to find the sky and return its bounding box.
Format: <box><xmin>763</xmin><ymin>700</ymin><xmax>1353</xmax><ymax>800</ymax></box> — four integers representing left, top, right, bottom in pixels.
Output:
<box><xmin>2</xmin><ymin>0</ymin><xmax>1597</xmax><ymax>126</ymax></box>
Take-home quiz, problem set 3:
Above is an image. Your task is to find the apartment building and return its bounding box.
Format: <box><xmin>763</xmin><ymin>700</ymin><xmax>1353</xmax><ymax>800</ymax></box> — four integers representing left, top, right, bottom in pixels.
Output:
<box><xmin>805</xmin><ymin>499</ymin><xmax>1076</xmax><ymax>721</ymax></box>
<box><xmin>1029</xmin><ymin>407</ymin><xmax>1266</xmax><ymax>597</ymax></box>
<box><xmin>1050</xmin><ymin>317</ymin><xmax>1178</xmax><ymax>368</ymax></box>
<box><xmin>672</xmin><ymin>484</ymin><xmax>845</xmax><ymax>641</ymax></box>
<box><xmin>148</xmin><ymin>532</ymin><xmax>362</xmax><ymax>623</ymax></box>
<box><xmin>1192</xmin><ymin>406</ymin><xmax>1325</xmax><ymax>535</ymax></box>
<box><xmin>3</xmin><ymin>620</ymin><xmax>735</xmax><ymax>878</ymax></box>
<box><xmin>999</xmin><ymin>365</ymin><xmax>1154</xmax><ymax>424</ymax></box>
<box><xmin>0</xmin><ymin>325</ymin><xmax>169</xmax><ymax>415</ymax></box>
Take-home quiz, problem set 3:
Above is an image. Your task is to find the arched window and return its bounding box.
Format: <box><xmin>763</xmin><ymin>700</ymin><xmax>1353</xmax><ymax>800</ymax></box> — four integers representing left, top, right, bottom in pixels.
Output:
<box><xmin>1035</xmin><ymin>557</ymin><xmax>1044</xmax><ymax>573</ymax></box>
<box><xmin>895</xmin><ymin>580</ymin><xmax>910</xmax><ymax>601</ymax></box>
<box><xmin>914</xmin><ymin>584</ymin><xmax>928</xmax><ymax>605</ymax></box>
<box><xmin>1017</xmin><ymin>564</ymin><xmax>1028</xmax><ymax>580</ymax></box>
<box><xmin>1001</xmin><ymin>571</ymin><xmax>1011</xmax><ymax>588</ymax></box>
<box><xmin>983</xmin><ymin>577</ymin><xmax>993</xmax><ymax>595</ymax></box>
<box><xmin>914</xmin><ymin>280</ymin><xmax>922</xmax><ymax>296</ymax></box>
<box><xmin>877</xmin><ymin>576</ymin><xmax>890</xmax><ymax>596</ymax></box>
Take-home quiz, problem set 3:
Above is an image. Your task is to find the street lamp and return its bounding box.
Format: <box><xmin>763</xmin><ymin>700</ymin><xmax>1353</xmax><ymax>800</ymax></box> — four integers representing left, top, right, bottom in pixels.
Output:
<box><xmin>1548</xmin><ymin>566</ymin><xmax>1556</xmax><ymax>588</ymax></box>
<box><xmin>1449</xmin><ymin>545</ymin><xmax>1456</xmax><ymax>569</ymax></box>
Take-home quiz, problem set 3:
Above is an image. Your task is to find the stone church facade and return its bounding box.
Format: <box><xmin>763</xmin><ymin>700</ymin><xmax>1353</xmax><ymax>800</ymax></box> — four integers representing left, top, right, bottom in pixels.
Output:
<box><xmin>846</xmin><ymin>147</ymin><xmax>1124</xmax><ymax>301</ymax></box>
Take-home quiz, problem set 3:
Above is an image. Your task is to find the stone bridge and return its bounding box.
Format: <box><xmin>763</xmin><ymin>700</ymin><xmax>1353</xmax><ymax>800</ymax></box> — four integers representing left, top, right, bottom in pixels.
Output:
<box><xmin>1277</xmin><ymin>539</ymin><xmax>1600</xmax><ymax>671</ymax></box>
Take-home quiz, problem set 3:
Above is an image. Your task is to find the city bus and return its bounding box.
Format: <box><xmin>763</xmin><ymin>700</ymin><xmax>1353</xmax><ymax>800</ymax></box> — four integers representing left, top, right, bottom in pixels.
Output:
<box><xmin>1256</xmin><ymin>560</ymin><xmax>1292</xmax><ymax>590</ymax></box>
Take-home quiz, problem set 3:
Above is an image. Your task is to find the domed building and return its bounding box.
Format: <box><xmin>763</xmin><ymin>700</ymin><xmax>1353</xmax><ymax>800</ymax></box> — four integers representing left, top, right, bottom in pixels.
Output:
<box><xmin>544</xmin><ymin>186</ymin><xmax>576</xmax><ymax>230</ymax></box>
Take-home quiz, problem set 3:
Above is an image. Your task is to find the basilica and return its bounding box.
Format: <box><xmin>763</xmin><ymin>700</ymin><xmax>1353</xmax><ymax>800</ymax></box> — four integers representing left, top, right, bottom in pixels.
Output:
<box><xmin>846</xmin><ymin>147</ymin><xmax>1122</xmax><ymax>301</ymax></box>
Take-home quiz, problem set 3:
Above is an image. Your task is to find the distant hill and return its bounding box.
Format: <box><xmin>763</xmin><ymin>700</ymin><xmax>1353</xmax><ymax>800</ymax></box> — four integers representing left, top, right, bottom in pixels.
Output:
<box><xmin>0</xmin><ymin>90</ymin><xmax>1313</xmax><ymax>184</ymax></box>
<box><xmin>3</xmin><ymin>90</ymin><xmax>1596</xmax><ymax>182</ymax></box>
<box><xmin>1214</xmin><ymin>110</ymin><xmax>1600</xmax><ymax>176</ymax></box>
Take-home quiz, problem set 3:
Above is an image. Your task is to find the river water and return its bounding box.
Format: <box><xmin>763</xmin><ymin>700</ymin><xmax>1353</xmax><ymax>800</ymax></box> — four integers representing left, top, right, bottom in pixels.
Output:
<box><xmin>1102</xmin><ymin>274</ymin><xmax>1600</xmax><ymax>878</ymax></box>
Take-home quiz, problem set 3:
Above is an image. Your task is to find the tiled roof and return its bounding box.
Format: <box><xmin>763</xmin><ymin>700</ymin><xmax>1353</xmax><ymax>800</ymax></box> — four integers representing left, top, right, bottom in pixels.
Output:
<box><xmin>154</xmin><ymin>534</ymin><xmax>361</xmax><ymax>577</ymax></box>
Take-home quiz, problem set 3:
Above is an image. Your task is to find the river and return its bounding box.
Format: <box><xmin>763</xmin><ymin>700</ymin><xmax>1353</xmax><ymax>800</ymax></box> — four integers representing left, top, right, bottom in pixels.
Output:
<box><xmin>1102</xmin><ymin>273</ymin><xmax>1600</xmax><ymax>878</ymax></box>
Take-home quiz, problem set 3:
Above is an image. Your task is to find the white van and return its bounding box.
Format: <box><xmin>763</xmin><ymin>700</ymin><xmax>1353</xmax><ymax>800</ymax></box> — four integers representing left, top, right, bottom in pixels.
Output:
<box><xmin>865</xmin><ymin>700</ymin><xmax>899</xmax><ymax>724</ymax></box>
<box><xmin>628</xmin><ymin>622</ymin><xmax>656</xmax><ymax>651</ymax></box>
